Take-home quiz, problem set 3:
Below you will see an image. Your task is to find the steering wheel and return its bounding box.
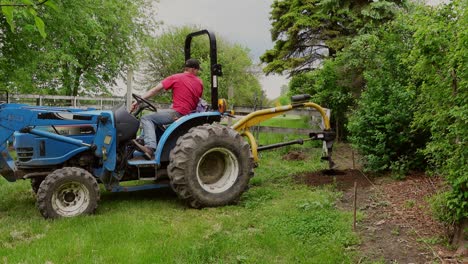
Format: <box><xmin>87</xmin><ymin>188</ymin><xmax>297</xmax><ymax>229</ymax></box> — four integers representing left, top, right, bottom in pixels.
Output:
<box><xmin>132</xmin><ymin>93</ymin><xmax>158</xmax><ymax>113</ymax></box>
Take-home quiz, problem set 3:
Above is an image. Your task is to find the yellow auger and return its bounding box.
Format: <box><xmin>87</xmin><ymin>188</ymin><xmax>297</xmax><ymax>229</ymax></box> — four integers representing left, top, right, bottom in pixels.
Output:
<box><xmin>231</xmin><ymin>94</ymin><xmax>336</xmax><ymax>169</ymax></box>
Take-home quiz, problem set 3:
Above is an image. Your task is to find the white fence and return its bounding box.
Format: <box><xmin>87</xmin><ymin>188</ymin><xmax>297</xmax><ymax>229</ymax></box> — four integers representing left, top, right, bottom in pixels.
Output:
<box><xmin>8</xmin><ymin>94</ymin><xmax>126</xmax><ymax>110</ymax></box>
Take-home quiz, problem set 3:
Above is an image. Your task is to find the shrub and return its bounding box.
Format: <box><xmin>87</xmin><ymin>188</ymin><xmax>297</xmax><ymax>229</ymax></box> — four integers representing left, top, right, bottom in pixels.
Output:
<box><xmin>344</xmin><ymin>21</ymin><xmax>422</xmax><ymax>172</ymax></box>
<box><xmin>408</xmin><ymin>0</ymin><xmax>467</xmax><ymax>222</ymax></box>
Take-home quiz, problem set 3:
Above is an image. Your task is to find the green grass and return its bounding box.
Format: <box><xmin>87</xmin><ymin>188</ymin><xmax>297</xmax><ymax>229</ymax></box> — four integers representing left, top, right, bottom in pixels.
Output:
<box><xmin>258</xmin><ymin>115</ymin><xmax>312</xmax><ymax>129</ymax></box>
<box><xmin>0</xmin><ymin>144</ymin><xmax>357</xmax><ymax>263</ymax></box>
<box><xmin>227</xmin><ymin>114</ymin><xmax>318</xmax><ymax>130</ymax></box>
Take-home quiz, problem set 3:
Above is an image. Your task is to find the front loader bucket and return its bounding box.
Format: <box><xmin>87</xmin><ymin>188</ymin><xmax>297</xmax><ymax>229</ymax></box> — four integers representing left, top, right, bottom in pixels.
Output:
<box><xmin>0</xmin><ymin>123</ymin><xmax>17</xmax><ymax>181</ymax></box>
<box><xmin>0</xmin><ymin>137</ymin><xmax>17</xmax><ymax>182</ymax></box>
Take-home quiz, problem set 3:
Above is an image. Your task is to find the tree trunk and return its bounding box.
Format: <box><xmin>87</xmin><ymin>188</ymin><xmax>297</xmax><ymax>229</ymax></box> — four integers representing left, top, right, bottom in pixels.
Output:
<box><xmin>72</xmin><ymin>67</ymin><xmax>83</xmax><ymax>97</ymax></box>
<box><xmin>62</xmin><ymin>64</ymin><xmax>72</xmax><ymax>96</ymax></box>
<box><xmin>335</xmin><ymin>118</ymin><xmax>340</xmax><ymax>142</ymax></box>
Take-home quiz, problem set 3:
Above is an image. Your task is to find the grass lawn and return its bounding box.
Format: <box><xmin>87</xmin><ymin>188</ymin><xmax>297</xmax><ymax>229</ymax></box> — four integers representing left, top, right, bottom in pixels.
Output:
<box><xmin>0</xmin><ymin>140</ymin><xmax>357</xmax><ymax>263</ymax></box>
<box><xmin>257</xmin><ymin>115</ymin><xmax>312</xmax><ymax>129</ymax></box>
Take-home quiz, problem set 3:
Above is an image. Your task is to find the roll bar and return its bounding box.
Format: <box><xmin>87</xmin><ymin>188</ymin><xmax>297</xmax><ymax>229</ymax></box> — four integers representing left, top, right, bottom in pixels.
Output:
<box><xmin>185</xmin><ymin>30</ymin><xmax>223</xmax><ymax>111</ymax></box>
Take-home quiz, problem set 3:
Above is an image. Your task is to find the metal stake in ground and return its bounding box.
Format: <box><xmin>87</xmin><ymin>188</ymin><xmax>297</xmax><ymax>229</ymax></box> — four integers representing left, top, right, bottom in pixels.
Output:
<box><xmin>353</xmin><ymin>181</ymin><xmax>357</xmax><ymax>231</ymax></box>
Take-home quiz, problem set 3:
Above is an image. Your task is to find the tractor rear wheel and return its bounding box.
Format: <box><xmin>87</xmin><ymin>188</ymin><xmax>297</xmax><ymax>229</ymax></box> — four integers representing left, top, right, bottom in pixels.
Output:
<box><xmin>36</xmin><ymin>167</ymin><xmax>100</xmax><ymax>219</ymax></box>
<box><xmin>168</xmin><ymin>124</ymin><xmax>254</xmax><ymax>208</ymax></box>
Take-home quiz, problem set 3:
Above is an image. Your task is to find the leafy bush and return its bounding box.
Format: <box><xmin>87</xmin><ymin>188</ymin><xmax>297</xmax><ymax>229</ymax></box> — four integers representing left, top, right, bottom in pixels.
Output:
<box><xmin>390</xmin><ymin>156</ymin><xmax>411</xmax><ymax>180</ymax></box>
<box><xmin>408</xmin><ymin>1</ymin><xmax>467</xmax><ymax>222</ymax></box>
<box><xmin>428</xmin><ymin>191</ymin><xmax>459</xmax><ymax>238</ymax></box>
<box><xmin>348</xmin><ymin>81</ymin><xmax>417</xmax><ymax>172</ymax></box>
<box><xmin>288</xmin><ymin>61</ymin><xmax>356</xmax><ymax>141</ymax></box>
<box><xmin>344</xmin><ymin>18</ymin><xmax>423</xmax><ymax>172</ymax></box>
<box><xmin>346</xmin><ymin>1</ymin><xmax>467</xmax><ymax>223</ymax></box>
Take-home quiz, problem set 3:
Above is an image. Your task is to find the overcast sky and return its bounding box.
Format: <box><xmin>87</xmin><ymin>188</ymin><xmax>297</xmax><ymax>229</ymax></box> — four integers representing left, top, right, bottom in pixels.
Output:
<box><xmin>154</xmin><ymin>0</ymin><xmax>287</xmax><ymax>99</ymax></box>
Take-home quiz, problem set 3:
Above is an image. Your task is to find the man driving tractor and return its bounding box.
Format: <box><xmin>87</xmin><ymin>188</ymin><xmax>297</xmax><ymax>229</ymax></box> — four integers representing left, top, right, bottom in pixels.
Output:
<box><xmin>131</xmin><ymin>58</ymin><xmax>204</xmax><ymax>159</ymax></box>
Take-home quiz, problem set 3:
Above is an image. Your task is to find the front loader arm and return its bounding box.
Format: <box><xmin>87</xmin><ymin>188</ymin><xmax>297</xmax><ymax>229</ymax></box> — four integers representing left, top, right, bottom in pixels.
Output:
<box><xmin>0</xmin><ymin>104</ymin><xmax>98</xmax><ymax>181</ymax></box>
<box><xmin>0</xmin><ymin>105</ymin><xmax>35</xmax><ymax>181</ymax></box>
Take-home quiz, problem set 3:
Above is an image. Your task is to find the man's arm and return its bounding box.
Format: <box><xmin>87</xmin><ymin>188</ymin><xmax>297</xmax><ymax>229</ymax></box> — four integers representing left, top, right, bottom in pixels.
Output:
<box><xmin>142</xmin><ymin>82</ymin><xmax>165</xmax><ymax>99</ymax></box>
<box><xmin>131</xmin><ymin>82</ymin><xmax>165</xmax><ymax>112</ymax></box>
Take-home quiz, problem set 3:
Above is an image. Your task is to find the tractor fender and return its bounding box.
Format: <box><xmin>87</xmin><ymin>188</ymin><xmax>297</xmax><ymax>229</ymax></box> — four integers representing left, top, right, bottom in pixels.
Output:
<box><xmin>155</xmin><ymin>112</ymin><xmax>222</xmax><ymax>164</ymax></box>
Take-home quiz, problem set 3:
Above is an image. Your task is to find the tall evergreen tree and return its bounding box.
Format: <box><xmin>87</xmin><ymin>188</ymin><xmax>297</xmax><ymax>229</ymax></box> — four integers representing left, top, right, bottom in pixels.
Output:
<box><xmin>261</xmin><ymin>0</ymin><xmax>406</xmax><ymax>76</ymax></box>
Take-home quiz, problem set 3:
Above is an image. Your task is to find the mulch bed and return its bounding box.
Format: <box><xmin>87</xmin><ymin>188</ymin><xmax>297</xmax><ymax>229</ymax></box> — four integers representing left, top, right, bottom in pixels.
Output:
<box><xmin>291</xmin><ymin>160</ymin><xmax>464</xmax><ymax>263</ymax></box>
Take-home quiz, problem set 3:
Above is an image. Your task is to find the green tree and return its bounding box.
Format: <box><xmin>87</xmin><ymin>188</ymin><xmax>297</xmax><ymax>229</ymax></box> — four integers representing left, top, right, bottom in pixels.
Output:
<box><xmin>408</xmin><ymin>0</ymin><xmax>467</xmax><ymax>225</ymax></box>
<box><xmin>0</xmin><ymin>0</ymin><xmax>154</xmax><ymax>96</ymax></box>
<box><xmin>280</xmin><ymin>84</ymin><xmax>288</xmax><ymax>95</ymax></box>
<box><xmin>261</xmin><ymin>0</ymin><xmax>406</xmax><ymax>76</ymax></box>
<box><xmin>288</xmin><ymin>56</ymin><xmax>358</xmax><ymax>141</ymax></box>
<box><xmin>339</xmin><ymin>0</ymin><xmax>466</xmax><ymax>244</ymax></box>
<box><xmin>346</xmin><ymin>32</ymin><xmax>418</xmax><ymax>171</ymax></box>
<box><xmin>140</xmin><ymin>26</ymin><xmax>265</xmax><ymax>107</ymax></box>
<box><xmin>0</xmin><ymin>0</ymin><xmax>56</xmax><ymax>38</ymax></box>
<box><xmin>343</xmin><ymin>13</ymin><xmax>418</xmax><ymax>171</ymax></box>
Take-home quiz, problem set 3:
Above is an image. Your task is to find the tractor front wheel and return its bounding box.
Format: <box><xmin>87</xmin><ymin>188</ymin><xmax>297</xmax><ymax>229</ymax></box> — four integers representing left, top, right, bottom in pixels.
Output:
<box><xmin>36</xmin><ymin>167</ymin><xmax>100</xmax><ymax>219</ymax></box>
<box><xmin>168</xmin><ymin>124</ymin><xmax>254</xmax><ymax>208</ymax></box>
<box><xmin>30</xmin><ymin>177</ymin><xmax>44</xmax><ymax>194</ymax></box>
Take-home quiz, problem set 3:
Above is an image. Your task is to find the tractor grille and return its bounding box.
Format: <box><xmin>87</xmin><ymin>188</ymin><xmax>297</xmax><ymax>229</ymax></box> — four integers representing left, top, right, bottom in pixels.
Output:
<box><xmin>16</xmin><ymin>147</ymin><xmax>34</xmax><ymax>162</ymax></box>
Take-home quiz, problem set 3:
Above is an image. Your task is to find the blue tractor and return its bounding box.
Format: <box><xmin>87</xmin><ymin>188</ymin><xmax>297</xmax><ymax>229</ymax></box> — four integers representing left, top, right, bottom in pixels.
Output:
<box><xmin>0</xmin><ymin>30</ymin><xmax>335</xmax><ymax>219</ymax></box>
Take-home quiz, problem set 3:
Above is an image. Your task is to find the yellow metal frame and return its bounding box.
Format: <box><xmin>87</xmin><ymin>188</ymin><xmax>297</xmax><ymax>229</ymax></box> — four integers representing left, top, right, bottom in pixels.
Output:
<box><xmin>231</xmin><ymin>102</ymin><xmax>331</xmax><ymax>163</ymax></box>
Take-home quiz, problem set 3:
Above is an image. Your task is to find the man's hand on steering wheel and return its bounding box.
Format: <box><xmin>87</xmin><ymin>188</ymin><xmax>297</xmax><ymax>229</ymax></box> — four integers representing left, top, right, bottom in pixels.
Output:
<box><xmin>130</xmin><ymin>101</ymin><xmax>139</xmax><ymax>112</ymax></box>
<box><xmin>131</xmin><ymin>93</ymin><xmax>158</xmax><ymax>115</ymax></box>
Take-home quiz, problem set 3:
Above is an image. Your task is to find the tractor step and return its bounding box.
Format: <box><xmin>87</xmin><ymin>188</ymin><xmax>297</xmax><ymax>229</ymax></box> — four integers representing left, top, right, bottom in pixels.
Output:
<box><xmin>139</xmin><ymin>177</ymin><xmax>157</xmax><ymax>181</ymax></box>
<box><xmin>127</xmin><ymin>158</ymin><xmax>157</xmax><ymax>167</ymax></box>
<box><xmin>110</xmin><ymin>183</ymin><xmax>169</xmax><ymax>192</ymax></box>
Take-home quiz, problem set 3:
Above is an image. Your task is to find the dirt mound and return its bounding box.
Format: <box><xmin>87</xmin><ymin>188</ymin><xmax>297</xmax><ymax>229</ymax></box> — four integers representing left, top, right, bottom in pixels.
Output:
<box><xmin>282</xmin><ymin>151</ymin><xmax>307</xmax><ymax>161</ymax></box>
<box><xmin>295</xmin><ymin>169</ymin><xmax>372</xmax><ymax>191</ymax></box>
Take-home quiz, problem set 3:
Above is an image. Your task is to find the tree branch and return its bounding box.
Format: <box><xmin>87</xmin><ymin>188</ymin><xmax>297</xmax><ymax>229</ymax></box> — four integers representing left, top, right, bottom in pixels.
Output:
<box><xmin>0</xmin><ymin>0</ymin><xmax>49</xmax><ymax>7</ymax></box>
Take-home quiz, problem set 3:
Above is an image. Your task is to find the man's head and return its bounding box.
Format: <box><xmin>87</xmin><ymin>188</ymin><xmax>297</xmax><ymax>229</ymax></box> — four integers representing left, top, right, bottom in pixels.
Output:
<box><xmin>184</xmin><ymin>59</ymin><xmax>201</xmax><ymax>73</ymax></box>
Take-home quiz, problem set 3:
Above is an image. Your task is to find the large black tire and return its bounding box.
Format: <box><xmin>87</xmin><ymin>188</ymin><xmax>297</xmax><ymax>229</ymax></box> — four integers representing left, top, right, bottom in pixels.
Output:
<box><xmin>36</xmin><ymin>167</ymin><xmax>100</xmax><ymax>219</ymax></box>
<box><xmin>168</xmin><ymin>124</ymin><xmax>254</xmax><ymax>208</ymax></box>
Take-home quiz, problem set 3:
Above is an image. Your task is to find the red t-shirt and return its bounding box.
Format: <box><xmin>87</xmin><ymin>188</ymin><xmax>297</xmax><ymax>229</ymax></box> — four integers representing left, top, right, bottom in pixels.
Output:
<box><xmin>161</xmin><ymin>72</ymin><xmax>203</xmax><ymax>115</ymax></box>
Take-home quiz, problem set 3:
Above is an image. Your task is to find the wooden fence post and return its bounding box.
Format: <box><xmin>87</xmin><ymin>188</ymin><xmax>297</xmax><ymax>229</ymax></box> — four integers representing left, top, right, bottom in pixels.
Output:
<box><xmin>127</xmin><ymin>68</ymin><xmax>133</xmax><ymax>111</ymax></box>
